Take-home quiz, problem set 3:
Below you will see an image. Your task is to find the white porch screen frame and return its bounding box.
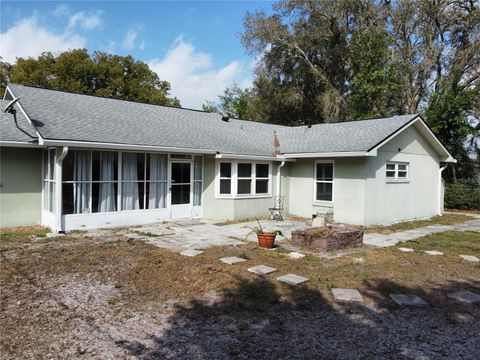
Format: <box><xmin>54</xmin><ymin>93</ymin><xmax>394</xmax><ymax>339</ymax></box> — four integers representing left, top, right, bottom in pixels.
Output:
<box><xmin>43</xmin><ymin>149</ymin><xmax>56</xmax><ymax>213</ymax></box>
<box><xmin>61</xmin><ymin>150</ymin><xmax>195</xmax><ymax>215</ymax></box>
<box><xmin>193</xmin><ymin>156</ymin><xmax>203</xmax><ymax>206</ymax></box>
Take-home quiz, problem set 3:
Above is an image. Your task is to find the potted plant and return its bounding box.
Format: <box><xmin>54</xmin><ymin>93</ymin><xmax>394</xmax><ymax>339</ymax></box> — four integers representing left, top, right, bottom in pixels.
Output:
<box><xmin>247</xmin><ymin>219</ymin><xmax>283</xmax><ymax>249</ymax></box>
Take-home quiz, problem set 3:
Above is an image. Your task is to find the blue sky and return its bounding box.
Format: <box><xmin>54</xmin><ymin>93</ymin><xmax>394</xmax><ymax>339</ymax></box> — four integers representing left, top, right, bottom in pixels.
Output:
<box><xmin>0</xmin><ymin>1</ymin><xmax>274</xmax><ymax>108</ymax></box>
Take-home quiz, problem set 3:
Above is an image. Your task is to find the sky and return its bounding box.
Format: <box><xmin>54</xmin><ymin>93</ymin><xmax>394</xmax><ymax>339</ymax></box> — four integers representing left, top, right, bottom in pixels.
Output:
<box><xmin>0</xmin><ymin>1</ymin><xmax>274</xmax><ymax>109</ymax></box>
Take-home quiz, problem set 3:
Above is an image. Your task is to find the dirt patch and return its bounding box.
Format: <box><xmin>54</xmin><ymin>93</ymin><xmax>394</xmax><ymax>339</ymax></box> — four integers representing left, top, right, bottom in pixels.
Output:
<box><xmin>1</xmin><ymin>230</ymin><xmax>479</xmax><ymax>358</ymax></box>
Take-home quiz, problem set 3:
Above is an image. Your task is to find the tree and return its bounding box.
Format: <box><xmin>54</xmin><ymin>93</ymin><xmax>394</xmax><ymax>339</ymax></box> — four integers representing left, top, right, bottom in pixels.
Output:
<box><xmin>5</xmin><ymin>49</ymin><xmax>180</xmax><ymax>107</ymax></box>
<box><xmin>239</xmin><ymin>0</ymin><xmax>479</xmax><ymax>181</ymax></box>
<box><xmin>202</xmin><ymin>84</ymin><xmax>253</xmax><ymax>119</ymax></box>
<box><xmin>347</xmin><ymin>30</ymin><xmax>402</xmax><ymax>120</ymax></box>
<box><xmin>0</xmin><ymin>57</ymin><xmax>14</xmax><ymax>97</ymax></box>
<box><xmin>423</xmin><ymin>71</ymin><xmax>479</xmax><ymax>182</ymax></box>
<box><xmin>384</xmin><ymin>0</ymin><xmax>480</xmax><ymax>114</ymax></box>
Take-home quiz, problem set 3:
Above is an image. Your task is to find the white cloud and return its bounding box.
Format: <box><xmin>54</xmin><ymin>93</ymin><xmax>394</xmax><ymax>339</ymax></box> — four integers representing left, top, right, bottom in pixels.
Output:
<box><xmin>122</xmin><ymin>30</ymin><xmax>138</xmax><ymax>50</ymax></box>
<box><xmin>53</xmin><ymin>4</ymin><xmax>103</xmax><ymax>30</ymax></box>
<box><xmin>68</xmin><ymin>10</ymin><xmax>103</xmax><ymax>30</ymax></box>
<box><xmin>149</xmin><ymin>36</ymin><xmax>251</xmax><ymax>109</ymax></box>
<box><xmin>0</xmin><ymin>17</ymin><xmax>86</xmax><ymax>63</ymax></box>
<box><xmin>53</xmin><ymin>4</ymin><xmax>70</xmax><ymax>18</ymax></box>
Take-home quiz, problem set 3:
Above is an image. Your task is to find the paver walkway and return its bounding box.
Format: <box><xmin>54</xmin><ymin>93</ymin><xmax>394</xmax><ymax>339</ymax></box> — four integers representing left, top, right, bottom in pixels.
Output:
<box><xmin>126</xmin><ymin>219</ymin><xmax>306</xmax><ymax>252</ymax></box>
<box><xmin>364</xmin><ymin>215</ymin><xmax>480</xmax><ymax>248</ymax></box>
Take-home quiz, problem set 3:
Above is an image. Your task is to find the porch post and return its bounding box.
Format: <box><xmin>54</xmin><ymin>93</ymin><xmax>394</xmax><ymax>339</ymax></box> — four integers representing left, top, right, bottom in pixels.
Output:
<box><xmin>54</xmin><ymin>147</ymin><xmax>68</xmax><ymax>232</ymax></box>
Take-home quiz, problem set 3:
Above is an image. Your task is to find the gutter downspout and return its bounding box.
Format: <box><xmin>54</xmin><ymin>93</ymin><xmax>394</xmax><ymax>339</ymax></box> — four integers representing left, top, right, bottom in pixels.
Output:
<box><xmin>438</xmin><ymin>164</ymin><xmax>447</xmax><ymax>216</ymax></box>
<box><xmin>55</xmin><ymin>146</ymin><xmax>68</xmax><ymax>233</ymax></box>
<box><xmin>276</xmin><ymin>161</ymin><xmax>286</xmax><ymax>197</ymax></box>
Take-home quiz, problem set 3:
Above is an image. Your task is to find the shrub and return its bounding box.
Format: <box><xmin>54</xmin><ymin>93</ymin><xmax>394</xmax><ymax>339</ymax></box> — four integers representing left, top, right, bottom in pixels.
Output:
<box><xmin>444</xmin><ymin>182</ymin><xmax>480</xmax><ymax>210</ymax></box>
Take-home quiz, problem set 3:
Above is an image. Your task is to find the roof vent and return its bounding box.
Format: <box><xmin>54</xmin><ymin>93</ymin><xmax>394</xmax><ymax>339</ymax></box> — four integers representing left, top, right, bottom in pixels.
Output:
<box><xmin>221</xmin><ymin>116</ymin><xmax>230</xmax><ymax>122</ymax></box>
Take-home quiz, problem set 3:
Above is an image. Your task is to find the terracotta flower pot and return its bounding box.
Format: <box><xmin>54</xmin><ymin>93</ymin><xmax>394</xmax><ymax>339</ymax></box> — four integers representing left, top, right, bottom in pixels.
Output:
<box><xmin>257</xmin><ymin>232</ymin><xmax>276</xmax><ymax>248</ymax></box>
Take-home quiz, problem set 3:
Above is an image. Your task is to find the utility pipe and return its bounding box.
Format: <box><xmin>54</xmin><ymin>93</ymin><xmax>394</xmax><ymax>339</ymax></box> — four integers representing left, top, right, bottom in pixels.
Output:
<box><xmin>438</xmin><ymin>164</ymin><xmax>447</xmax><ymax>216</ymax></box>
<box><xmin>276</xmin><ymin>161</ymin><xmax>286</xmax><ymax>197</ymax></box>
<box><xmin>55</xmin><ymin>146</ymin><xmax>69</xmax><ymax>233</ymax></box>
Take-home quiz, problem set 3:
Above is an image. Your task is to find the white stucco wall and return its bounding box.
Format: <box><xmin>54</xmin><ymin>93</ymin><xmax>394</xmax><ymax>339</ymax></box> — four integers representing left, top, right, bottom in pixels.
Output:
<box><xmin>287</xmin><ymin>158</ymin><xmax>367</xmax><ymax>225</ymax></box>
<box><xmin>286</xmin><ymin>125</ymin><xmax>442</xmax><ymax>226</ymax></box>
<box><xmin>203</xmin><ymin>124</ymin><xmax>442</xmax><ymax>225</ymax></box>
<box><xmin>202</xmin><ymin>156</ymin><xmax>289</xmax><ymax>220</ymax></box>
<box><xmin>363</xmin><ymin>125</ymin><xmax>440</xmax><ymax>225</ymax></box>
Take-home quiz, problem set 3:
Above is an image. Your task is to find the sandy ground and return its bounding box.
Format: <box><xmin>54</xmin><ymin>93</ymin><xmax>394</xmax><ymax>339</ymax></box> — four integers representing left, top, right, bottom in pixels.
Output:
<box><xmin>1</xmin><ymin>231</ymin><xmax>479</xmax><ymax>359</ymax></box>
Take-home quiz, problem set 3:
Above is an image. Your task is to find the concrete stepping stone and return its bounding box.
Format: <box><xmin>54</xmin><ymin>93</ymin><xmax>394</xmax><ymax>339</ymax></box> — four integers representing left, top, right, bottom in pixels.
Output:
<box><xmin>424</xmin><ymin>250</ymin><xmax>444</xmax><ymax>256</ymax></box>
<box><xmin>220</xmin><ymin>256</ymin><xmax>247</xmax><ymax>265</ymax></box>
<box><xmin>331</xmin><ymin>288</ymin><xmax>363</xmax><ymax>302</ymax></box>
<box><xmin>448</xmin><ymin>291</ymin><xmax>480</xmax><ymax>304</ymax></box>
<box><xmin>398</xmin><ymin>247</ymin><xmax>414</xmax><ymax>253</ymax></box>
<box><xmin>277</xmin><ymin>274</ymin><xmax>309</xmax><ymax>285</ymax></box>
<box><xmin>248</xmin><ymin>265</ymin><xmax>277</xmax><ymax>275</ymax></box>
<box><xmin>180</xmin><ymin>249</ymin><xmax>203</xmax><ymax>257</ymax></box>
<box><xmin>390</xmin><ymin>294</ymin><xmax>427</xmax><ymax>306</ymax></box>
<box><xmin>459</xmin><ymin>255</ymin><xmax>479</xmax><ymax>262</ymax></box>
<box><xmin>288</xmin><ymin>252</ymin><xmax>305</xmax><ymax>259</ymax></box>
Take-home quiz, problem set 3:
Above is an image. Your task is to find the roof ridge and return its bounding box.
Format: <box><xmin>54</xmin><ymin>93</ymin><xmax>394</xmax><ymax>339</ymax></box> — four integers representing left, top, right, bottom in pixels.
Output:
<box><xmin>8</xmin><ymin>83</ymin><xmax>216</xmax><ymax>115</ymax></box>
<box><xmin>8</xmin><ymin>84</ymin><xmax>416</xmax><ymax>129</ymax></box>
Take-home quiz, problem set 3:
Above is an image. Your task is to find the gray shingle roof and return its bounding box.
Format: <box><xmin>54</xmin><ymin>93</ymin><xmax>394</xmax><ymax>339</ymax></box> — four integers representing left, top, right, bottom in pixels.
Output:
<box><xmin>0</xmin><ymin>99</ymin><xmax>38</xmax><ymax>143</ymax></box>
<box><xmin>5</xmin><ymin>84</ymin><xmax>418</xmax><ymax>156</ymax></box>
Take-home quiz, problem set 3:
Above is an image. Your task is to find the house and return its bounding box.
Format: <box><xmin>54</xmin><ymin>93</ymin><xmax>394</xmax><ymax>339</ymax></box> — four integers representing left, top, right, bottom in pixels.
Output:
<box><xmin>0</xmin><ymin>84</ymin><xmax>455</xmax><ymax>231</ymax></box>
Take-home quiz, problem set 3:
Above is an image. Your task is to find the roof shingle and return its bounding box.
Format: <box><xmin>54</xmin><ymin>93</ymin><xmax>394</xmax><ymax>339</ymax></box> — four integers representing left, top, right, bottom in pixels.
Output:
<box><xmin>5</xmin><ymin>84</ymin><xmax>417</xmax><ymax>156</ymax></box>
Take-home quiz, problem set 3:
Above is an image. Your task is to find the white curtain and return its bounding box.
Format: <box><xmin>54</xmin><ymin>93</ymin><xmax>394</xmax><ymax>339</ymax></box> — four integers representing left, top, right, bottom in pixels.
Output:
<box><xmin>122</xmin><ymin>153</ymin><xmax>139</xmax><ymax>210</ymax></box>
<box><xmin>148</xmin><ymin>154</ymin><xmax>167</xmax><ymax>209</ymax></box>
<box><xmin>193</xmin><ymin>156</ymin><xmax>202</xmax><ymax>206</ymax></box>
<box><xmin>98</xmin><ymin>152</ymin><xmax>116</xmax><ymax>212</ymax></box>
<box><xmin>74</xmin><ymin>151</ymin><xmax>90</xmax><ymax>214</ymax></box>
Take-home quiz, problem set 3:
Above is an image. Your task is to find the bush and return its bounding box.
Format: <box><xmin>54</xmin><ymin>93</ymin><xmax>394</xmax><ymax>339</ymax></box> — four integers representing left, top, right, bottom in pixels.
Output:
<box><xmin>444</xmin><ymin>182</ymin><xmax>480</xmax><ymax>210</ymax></box>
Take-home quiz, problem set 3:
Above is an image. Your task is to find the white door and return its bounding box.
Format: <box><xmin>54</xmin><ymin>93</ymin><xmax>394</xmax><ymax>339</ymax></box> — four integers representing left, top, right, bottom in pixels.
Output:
<box><xmin>170</xmin><ymin>162</ymin><xmax>192</xmax><ymax>219</ymax></box>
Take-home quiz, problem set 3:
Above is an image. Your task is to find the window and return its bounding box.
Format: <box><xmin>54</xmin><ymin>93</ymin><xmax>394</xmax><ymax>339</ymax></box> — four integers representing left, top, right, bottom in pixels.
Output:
<box><xmin>216</xmin><ymin>161</ymin><xmax>271</xmax><ymax>198</ymax></box>
<box><xmin>255</xmin><ymin>164</ymin><xmax>269</xmax><ymax>194</ymax></box>
<box><xmin>219</xmin><ymin>162</ymin><xmax>232</xmax><ymax>195</ymax></box>
<box><xmin>237</xmin><ymin>163</ymin><xmax>252</xmax><ymax>194</ymax></box>
<box><xmin>386</xmin><ymin>162</ymin><xmax>409</xmax><ymax>180</ymax></box>
<box><xmin>315</xmin><ymin>161</ymin><xmax>334</xmax><ymax>202</ymax></box>
<box><xmin>43</xmin><ymin>149</ymin><xmax>56</xmax><ymax>213</ymax></box>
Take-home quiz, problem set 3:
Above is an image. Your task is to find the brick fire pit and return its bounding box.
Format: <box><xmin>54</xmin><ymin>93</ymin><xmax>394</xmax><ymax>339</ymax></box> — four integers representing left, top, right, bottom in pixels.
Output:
<box><xmin>291</xmin><ymin>225</ymin><xmax>364</xmax><ymax>252</ymax></box>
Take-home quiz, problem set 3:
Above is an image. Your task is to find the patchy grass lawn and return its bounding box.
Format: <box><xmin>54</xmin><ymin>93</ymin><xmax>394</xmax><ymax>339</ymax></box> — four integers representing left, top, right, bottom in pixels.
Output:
<box><xmin>364</xmin><ymin>213</ymin><xmax>474</xmax><ymax>234</ymax></box>
<box><xmin>0</xmin><ymin>225</ymin><xmax>50</xmax><ymax>244</ymax></box>
<box><xmin>1</xmin><ymin>227</ymin><xmax>478</xmax><ymax>358</ymax></box>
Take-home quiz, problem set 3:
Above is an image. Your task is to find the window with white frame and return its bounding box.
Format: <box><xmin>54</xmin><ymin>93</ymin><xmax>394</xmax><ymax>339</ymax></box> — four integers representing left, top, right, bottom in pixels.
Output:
<box><xmin>386</xmin><ymin>162</ymin><xmax>408</xmax><ymax>180</ymax></box>
<box><xmin>315</xmin><ymin>161</ymin><xmax>334</xmax><ymax>202</ymax></box>
<box><xmin>255</xmin><ymin>164</ymin><xmax>269</xmax><ymax>194</ymax></box>
<box><xmin>43</xmin><ymin>149</ymin><xmax>56</xmax><ymax>213</ymax></box>
<box><xmin>219</xmin><ymin>162</ymin><xmax>232</xmax><ymax>195</ymax></box>
<box><xmin>237</xmin><ymin>163</ymin><xmax>253</xmax><ymax>194</ymax></box>
<box><xmin>216</xmin><ymin>161</ymin><xmax>271</xmax><ymax>197</ymax></box>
